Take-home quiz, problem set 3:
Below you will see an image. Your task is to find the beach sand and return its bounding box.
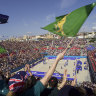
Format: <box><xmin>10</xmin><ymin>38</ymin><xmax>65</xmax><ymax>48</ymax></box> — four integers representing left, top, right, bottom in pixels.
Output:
<box><xmin>15</xmin><ymin>57</ymin><xmax>91</xmax><ymax>83</ymax></box>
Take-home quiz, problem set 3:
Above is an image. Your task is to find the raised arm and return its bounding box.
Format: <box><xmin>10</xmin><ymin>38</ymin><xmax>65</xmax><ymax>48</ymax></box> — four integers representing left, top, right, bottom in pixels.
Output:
<box><xmin>71</xmin><ymin>75</ymin><xmax>77</xmax><ymax>86</ymax></box>
<box><xmin>40</xmin><ymin>51</ymin><xmax>65</xmax><ymax>86</ymax></box>
<box><xmin>25</xmin><ymin>64</ymin><xmax>32</xmax><ymax>76</ymax></box>
<box><xmin>58</xmin><ymin>69</ymin><xmax>67</xmax><ymax>90</ymax></box>
<box><xmin>40</xmin><ymin>39</ymin><xmax>74</xmax><ymax>86</ymax></box>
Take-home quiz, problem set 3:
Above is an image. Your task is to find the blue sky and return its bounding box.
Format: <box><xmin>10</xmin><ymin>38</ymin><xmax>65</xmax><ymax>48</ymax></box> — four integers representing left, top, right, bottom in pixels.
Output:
<box><xmin>0</xmin><ymin>0</ymin><xmax>96</xmax><ymax>39</ymax></box>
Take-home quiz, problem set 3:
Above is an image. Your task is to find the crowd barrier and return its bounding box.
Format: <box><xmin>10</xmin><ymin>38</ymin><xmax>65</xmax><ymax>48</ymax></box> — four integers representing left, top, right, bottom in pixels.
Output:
<box><xmin>45</xmin><ymin>56</ymin><xmax>87</xmax><ymax>60</ymax></box>
<box><xmin>27</xmin><ymin>71</ymin><xmax>74</xmax><ymax>80</ymax></box>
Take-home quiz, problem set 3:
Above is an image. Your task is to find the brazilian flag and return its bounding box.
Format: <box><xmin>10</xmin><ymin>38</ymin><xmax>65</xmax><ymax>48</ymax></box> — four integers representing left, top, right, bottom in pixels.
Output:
<box><xmin>0</xmin><ymin>46</ymin><xmax>7</xmax><ymax>53</ymax></box>
<box><xmin>42</xmin><ymin>2</ymin><xmax>96</xmax><ymax>37</ymax></box>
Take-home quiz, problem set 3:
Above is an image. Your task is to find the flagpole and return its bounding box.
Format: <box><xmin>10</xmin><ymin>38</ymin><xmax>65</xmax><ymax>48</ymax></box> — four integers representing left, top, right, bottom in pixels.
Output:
<box><xmin>56</xmin><ymin>38</ymin><xmax>74</xmax><ymax>80</ymax></box>
<box><xmin>62</xmin><ymin>38</ymin><xmax>74</xmax><ymax>55</ymax></box>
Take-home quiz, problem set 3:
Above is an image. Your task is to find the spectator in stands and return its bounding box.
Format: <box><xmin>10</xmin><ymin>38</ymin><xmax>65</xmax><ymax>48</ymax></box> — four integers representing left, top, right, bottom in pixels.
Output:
<box><xmin>40</xmin><ymin>69</ymin><xmax>67</xmax><ymax>96</ymax></box>
<box><xmin>58</xmin><ymin>76</ymin><xmax>81</xmax><ymax>96</ymax></box>
<box><xmin>40</xmin><ymin>76</ymin><xmax>59</xmax><ymax>96</ymax></box>
<box><xmin>0</xmin><ymin>38</ymin><xmax>87</xmax><ymax>77</ymax></box>
<box><xmin>24</xmin><ymin>64</ymin><xmax>37</xmax><ymax>89</ymax></box>
<box><xmin>58</xmin><ymin>75</ymin><xmax>96</xmax><ymax>96</ymax></box>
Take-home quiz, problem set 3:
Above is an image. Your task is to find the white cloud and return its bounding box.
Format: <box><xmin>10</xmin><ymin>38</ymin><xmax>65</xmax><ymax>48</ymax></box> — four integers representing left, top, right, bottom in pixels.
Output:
<box><xmin>60</xmin><ymin>0</ymin><xmax>77</xmax><ymax>9</ymax></box>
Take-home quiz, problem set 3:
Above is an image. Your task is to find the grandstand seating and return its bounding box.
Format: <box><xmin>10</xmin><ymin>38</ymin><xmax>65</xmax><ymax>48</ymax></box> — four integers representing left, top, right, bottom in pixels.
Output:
<box><xmin>87</xmin><ymin>50</ymin><xmax>96</xmax><ymax>83</ymax></box>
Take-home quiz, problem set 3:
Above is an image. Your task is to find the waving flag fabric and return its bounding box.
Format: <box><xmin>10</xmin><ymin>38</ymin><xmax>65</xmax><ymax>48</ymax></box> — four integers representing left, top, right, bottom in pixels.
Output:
<box><xmin>0</xmin><ymin>14</ymin><xmax>9</xmax><ymax>24</ymax></box>
<box><xmin>9</xmin><ymin>71</ymin><xmax>28</xmax><ymax>92</ymax></box>
<box><xmin>42</xmin><ymin>2</ymin><xmax>96</xmax><ymax>37</ymax></box>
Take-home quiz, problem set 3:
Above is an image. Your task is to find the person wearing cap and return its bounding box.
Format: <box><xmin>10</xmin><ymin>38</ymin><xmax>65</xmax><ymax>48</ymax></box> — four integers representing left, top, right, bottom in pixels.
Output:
<box><xmin>40</xmin><ymin>69</ymin><xmax>67</xmax><ymax>96</ymax></box>
<box><xmin>40</xmin><ymin>76</ymin><xmax>59</xmax><ymax>96</ymax></box>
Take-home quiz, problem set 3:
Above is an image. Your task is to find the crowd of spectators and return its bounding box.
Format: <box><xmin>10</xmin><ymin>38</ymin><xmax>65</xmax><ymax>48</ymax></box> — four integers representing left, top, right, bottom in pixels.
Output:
<box><xmin>0</xmin><ymin>40</ymin><xmax>45</xmax><ymax>77</ymax></box>
<box><xmin>87</xmin><ymin>49</ymin><xmax>96</xmax><ymax>83</ymax></box>
<box><xmin>80</xmin><ymin>81</ymin><xmax>96</xmax><ymax>90</ymax></box>
<box><xmin>0</xmin><ymin>38</ymin><xmax>88</xmax><ymax>77</ymax></box>
<box><xmin>0</xmin><ymin>38</ymin><xmax>96</xmax><ymax>96</ymax></box>
<box><xmin>0</xmin><ymin>48</ymin><xmax>70</xmax><ymax>96</ymax></box>
<box><xmin>45</xmin><ymin>38</ymin><xmax>87</xmax><ymax>56</ymax></box>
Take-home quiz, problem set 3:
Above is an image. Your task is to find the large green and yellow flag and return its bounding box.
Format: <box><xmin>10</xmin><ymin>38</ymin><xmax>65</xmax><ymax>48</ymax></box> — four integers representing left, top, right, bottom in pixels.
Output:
<box><xmin>42</xmin><ymin>2</ymin><xmax>96</xmax><ymax>37</ymax></box>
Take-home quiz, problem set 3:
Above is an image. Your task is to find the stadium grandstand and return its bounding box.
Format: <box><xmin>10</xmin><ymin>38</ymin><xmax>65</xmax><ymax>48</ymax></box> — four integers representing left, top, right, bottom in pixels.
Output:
<box><xmin>0</xmin><ymin>38</ymin><xmax>96</xmax><ymax>96</ymax></box>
